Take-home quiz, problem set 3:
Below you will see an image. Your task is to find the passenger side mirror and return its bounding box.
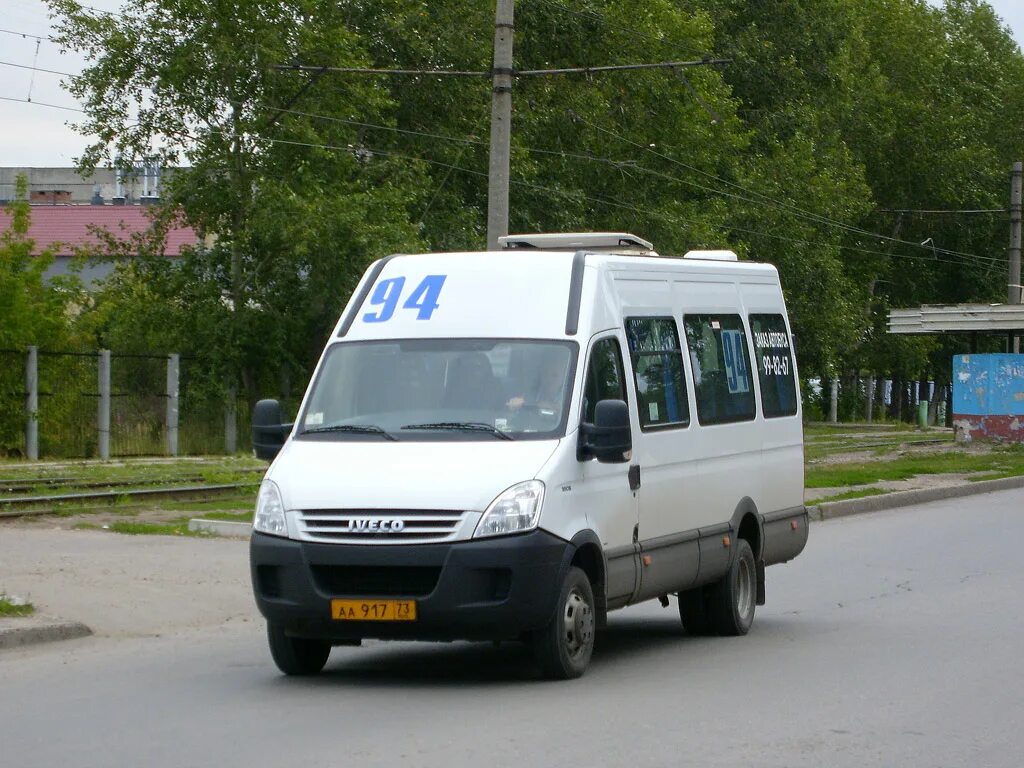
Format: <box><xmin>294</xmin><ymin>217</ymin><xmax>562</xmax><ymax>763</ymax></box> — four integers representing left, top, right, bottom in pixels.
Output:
<box><xmin>252</xmin><ymin>399</ymin><xmax>291</xmax><ymax>461</ymax></box>
<box><xmin>578</xmin><ymin>399</ymin><xmax>632</xmax><ymax>463</ymax></box>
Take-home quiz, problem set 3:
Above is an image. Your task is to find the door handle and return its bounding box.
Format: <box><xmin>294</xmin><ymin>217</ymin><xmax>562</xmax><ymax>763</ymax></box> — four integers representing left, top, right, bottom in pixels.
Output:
<box><xmin>628</xmin><ymin>464</ymin><xmax>641</xmax><ymax>491</ymax></box>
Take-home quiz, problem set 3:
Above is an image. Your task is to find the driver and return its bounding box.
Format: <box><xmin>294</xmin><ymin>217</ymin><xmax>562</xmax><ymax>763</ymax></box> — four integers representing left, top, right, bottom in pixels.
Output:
<box><xmin>507</xmin><ymin>353</ymin><xmax>566</xmax><ymax>413</ymax></box>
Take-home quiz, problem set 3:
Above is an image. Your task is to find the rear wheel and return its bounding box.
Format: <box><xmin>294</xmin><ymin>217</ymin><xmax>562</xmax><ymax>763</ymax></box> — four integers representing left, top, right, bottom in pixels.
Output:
<box><xmin>267</xmin><ymin>622</ymin><xmax>331</xmax><ymax>676</ymax></box>
<box><xmin>708</xmin><ymin>539</ymin><xmax>756</xmax><ymax>636</ymax></box>
<box><xmin>532</xmin><ymin>566</ymin><xmax>596</xmax><ymax>679</ymax></box>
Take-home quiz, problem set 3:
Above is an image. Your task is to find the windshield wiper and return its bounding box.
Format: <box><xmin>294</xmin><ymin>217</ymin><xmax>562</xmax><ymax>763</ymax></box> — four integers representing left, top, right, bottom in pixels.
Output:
<box><xmin>400</xmin><ymin>422</ymin><xmax>514</xmax><ymax>440</ymax></box>
<box><xmin>303</xmin><ymin>424</ymin><xmax>397</xmax><ymax>441</ymax></box>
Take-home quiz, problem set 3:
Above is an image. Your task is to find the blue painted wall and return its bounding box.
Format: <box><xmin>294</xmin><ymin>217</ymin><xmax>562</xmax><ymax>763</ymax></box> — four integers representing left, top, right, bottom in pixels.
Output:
<box><xmin>953</xmin><ymin>354</ymin><xmax>1024</xmax><ymax>416</ymax></box>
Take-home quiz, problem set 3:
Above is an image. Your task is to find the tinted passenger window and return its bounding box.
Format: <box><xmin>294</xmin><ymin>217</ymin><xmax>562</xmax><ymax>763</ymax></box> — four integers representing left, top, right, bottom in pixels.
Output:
<box><xmin>750</xmin><ymin>314</ymin><xmax>798</xmax><ymax>417</ymax></box>
<box><xmin>583</xmin><ymin>337</ymin><xmax>627</xmax><ymax>423</ymax></box>
<box><xmin>625</xmin><ymin>317</ymin><xmax>689</xmax><ymax>430</ymax></box>
<box><xmin>682</xmin><ymin>314</ymin><xmax>756</xmax><ymax>424</ymax></box>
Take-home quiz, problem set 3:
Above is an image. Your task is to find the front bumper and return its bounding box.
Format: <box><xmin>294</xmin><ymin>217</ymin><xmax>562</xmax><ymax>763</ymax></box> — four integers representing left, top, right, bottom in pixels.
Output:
<box><xmin>250</xmin><ymin>530</ymin><xmax>570</xmax><ymax>642</ymax></box>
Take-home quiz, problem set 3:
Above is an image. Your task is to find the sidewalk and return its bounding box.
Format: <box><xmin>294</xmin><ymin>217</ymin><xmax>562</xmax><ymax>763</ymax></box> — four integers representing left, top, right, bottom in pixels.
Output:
<box><xmin>0</xmin><ymin>528</ymin><xmax>254</xmax><ymax>644</ymax></box>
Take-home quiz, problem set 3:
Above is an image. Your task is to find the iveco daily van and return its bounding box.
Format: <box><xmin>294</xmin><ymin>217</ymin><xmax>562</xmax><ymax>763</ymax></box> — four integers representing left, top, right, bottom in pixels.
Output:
<box><xmin>249</xmin><ymin>232</ymin><xmax>808</xmax><ymax>679</ymax></box>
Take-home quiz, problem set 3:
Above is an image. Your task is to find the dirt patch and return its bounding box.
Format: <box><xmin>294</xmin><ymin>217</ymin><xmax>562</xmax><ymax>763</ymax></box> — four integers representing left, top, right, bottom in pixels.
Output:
<box><xmin>806</xmin><ymin>472</ymin><xmax>988</xmax><ymax>503</ymax></box>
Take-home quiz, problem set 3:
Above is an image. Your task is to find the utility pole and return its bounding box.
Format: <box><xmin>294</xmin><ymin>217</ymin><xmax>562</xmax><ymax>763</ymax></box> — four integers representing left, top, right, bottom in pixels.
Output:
<box><xmin>274</xmin><ymin>2</ymin><xmax>728</xmax><ymax>250</ymax></box>
<box><xmin>1010</xmin><ymin>161</ymin><xmax>1022</xmax><ymax>353</ymax></box>
<box><xmin>487</xmin><ymin>0</ymin><xmax>514</xmax><ymax>251</ymax></box>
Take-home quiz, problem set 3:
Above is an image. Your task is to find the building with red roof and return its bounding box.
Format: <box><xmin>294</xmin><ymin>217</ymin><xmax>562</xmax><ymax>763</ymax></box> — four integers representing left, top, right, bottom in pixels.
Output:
<box><xmin>0</xmin><ymin>203</ymin><xmax>201</xmax><ymax>286</ymax></box>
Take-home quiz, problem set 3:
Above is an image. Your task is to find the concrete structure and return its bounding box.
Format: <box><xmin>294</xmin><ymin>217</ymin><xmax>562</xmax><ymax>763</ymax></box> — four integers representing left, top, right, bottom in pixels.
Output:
<box><xmin>0</xmin><ymin>165</ymin><xmax>180</xmax><ymax>205</ymax></box>
<box><xmin>952</xmin><ymin>353</ymin><xmax>1024</xmax><ymax>442</ymax></box>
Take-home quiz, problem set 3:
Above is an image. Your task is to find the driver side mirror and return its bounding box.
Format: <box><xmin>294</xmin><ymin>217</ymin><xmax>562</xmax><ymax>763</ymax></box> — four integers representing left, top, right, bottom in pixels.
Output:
<box><xmin>578</xmin><ymin>399</ymin><xmax>632</xmax><ymax>463</ymax></box>
<box><xmin>252</xmin><ymin>399</ymin><xmax>292</xmax><ymax>461</ymax></box>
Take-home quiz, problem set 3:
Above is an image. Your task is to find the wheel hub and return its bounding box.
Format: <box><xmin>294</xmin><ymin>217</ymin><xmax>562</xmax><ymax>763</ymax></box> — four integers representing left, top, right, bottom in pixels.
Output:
<box><xmin>736</xmin><ymin>556</ymin><xmax>754</xmax><ymax>621</ymax></box>
<box><xmin>563</xmin><ymin>588</ymin><xmax>594</xmax><ymax>660</ymax></box>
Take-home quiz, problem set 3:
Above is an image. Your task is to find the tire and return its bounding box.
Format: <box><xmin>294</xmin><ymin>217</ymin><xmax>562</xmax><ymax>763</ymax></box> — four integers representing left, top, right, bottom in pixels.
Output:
<box><xmin>708</xmin><ymin>538</ymin><xmax>756</xmax><ymax>636</ymax></box>
<box><xmin>677</xmin><ymin>587</ymin><xmax>715</xmax><ymax>636</ymax></box>
<box><xmin>531</xmin><ymin>566</ymin><xmax>596</xmax><ymax>680</ymax></box>
<box><xmin>266</xmin><ymin>622</ymin><xmax>331</xmax><ymax>676</ymax></box>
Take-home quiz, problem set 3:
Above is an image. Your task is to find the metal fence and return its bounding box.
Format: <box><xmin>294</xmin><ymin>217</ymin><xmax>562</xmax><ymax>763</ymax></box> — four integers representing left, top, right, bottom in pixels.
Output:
<box><xmin>0</xmin><ymin>346</ymin><xmax>272</xmax><ymax>459</ymax></box>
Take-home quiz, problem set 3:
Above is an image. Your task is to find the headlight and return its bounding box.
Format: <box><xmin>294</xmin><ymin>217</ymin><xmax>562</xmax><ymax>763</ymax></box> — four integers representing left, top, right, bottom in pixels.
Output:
<box><xmin>473</xmin><ymin>480</ymin><xmax>545</xmax><ymax>539</ymax></box>
<box><xmin>254</xmin><ymin>480</ymin><xmax>287</xmax><ymax>537</ymax></box>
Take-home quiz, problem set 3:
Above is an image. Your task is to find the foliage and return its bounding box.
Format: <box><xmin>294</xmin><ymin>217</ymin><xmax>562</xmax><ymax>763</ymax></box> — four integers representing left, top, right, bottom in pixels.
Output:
<box><xmin>0</xmin><ymin>175</ymin><xmax>85</xmax><ymax>454</ymax></box>
<box><xmin>50</xmin><ymin>0</ymin><xmax>431</xmax><ymax>405</ymax></box>
<box><xmin>0</xmin><ymin>595</ymin><xmax>35</xmax><ymax>617</ymax></box>
<box><xmin>44</xmin><ymin>0</ymin><xmax>1024</xmax><ymax>426</ymax></box>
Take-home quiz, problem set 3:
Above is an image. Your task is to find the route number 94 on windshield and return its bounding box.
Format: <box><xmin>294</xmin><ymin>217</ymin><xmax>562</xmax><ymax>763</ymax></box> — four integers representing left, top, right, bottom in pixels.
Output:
<box><xmin>363</xmin><ymin>275</ymin><xmax>447</xmax><ymax>323</ymax></box>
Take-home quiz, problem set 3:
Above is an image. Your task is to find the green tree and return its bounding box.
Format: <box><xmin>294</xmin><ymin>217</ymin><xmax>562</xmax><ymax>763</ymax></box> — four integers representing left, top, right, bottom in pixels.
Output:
<box><xmin>0</xmin><ymin>175</ymin><xmax>80</xmax><ymax>452</ymax></box>
<box><xmin>50</xmin><ymin>0</ymin><xmax>431</xmax><ymax>405</ymax></box>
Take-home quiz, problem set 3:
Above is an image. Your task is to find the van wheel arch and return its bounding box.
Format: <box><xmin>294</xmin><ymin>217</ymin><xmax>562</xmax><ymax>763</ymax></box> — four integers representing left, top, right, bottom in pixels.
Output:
<box><xmin>730</xmin><ymin>498</ymin><xmax>763</xmax><ymax>562</ymax></box>
<box><xmin>566</xmin><ymin>531</ymin><xmax>607</xmax><ymax>630</ymax></box>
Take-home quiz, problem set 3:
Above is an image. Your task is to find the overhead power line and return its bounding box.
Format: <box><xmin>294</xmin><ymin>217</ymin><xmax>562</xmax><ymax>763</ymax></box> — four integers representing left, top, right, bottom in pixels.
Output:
<box><xmin>0</xmin><ymin>93</ymin><xmax>83</xmax><ymax>112</ymax></box>
<box><xmin>2</xmin><ymin>88</ymin><xmax>1002</xmax><ymax>269</ymax></box>
<box><xmin>526</xmin><ymin>0</ymin><xmax>712</xmax><ymax>60</ymax></box>
<box><xmin>571</xmin><ymin>112</ymin><xmax>995</xmax><ymax>265</ymax></box>
<box><xmin>875</xmin><ymin>208</ymin><xmax>1007</xmax><ymax>215</ymax></box>
<box><xmin>186</xmin><ymin>123</ymin><xmax>1000</xmax><ymax>270</ymax></box>
<box><xmin>273</xmin><ymin>58</ymin><xmax>731</xmax><ymax>79</ymax></box>
<box><xmin>0</xmin><ymin>59</ymin><xmax>75</xmax><ymax>78</ymax></box>
<box><xmin>0</xmin><ymin>27</ymin><xmax>56</xmax><ymax>43</ymax></box>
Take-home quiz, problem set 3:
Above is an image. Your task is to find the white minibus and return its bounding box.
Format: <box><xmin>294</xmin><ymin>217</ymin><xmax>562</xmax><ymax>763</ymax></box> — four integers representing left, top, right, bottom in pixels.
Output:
<box><xmin>250</xmin><ymin>233</ymin><xmax>808</xmax><ymax>679</ymax></box>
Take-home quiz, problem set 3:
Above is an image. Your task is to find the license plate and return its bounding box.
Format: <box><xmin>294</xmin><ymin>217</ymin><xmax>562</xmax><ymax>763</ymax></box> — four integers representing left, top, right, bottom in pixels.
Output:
<box><xmin>331</xmin><ymin>599</ymin><xmax>417</xmax><ymax>622</ymax></box>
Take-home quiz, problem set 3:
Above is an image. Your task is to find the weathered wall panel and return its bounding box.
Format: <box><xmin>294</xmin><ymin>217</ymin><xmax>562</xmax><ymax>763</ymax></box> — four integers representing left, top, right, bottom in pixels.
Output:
<box><xmin>952</xmin><ymin>354</ymin><xmax>1024</xmax><ymax>443</ymax></box>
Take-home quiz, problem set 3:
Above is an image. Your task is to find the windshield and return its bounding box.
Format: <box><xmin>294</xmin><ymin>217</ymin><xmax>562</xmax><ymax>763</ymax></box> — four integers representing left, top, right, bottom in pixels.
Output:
<box><xmin>298</xmin><ymin>339</ymin><xmax>578</xmax><ymax>441</ymax></box>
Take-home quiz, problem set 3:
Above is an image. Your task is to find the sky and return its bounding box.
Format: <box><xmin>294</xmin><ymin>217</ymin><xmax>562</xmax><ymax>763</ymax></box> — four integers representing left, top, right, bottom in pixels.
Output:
<box><xmin>0</xmin><ymin>0</ymin><xmax>1023</xmax><ymax>167</ymax></box>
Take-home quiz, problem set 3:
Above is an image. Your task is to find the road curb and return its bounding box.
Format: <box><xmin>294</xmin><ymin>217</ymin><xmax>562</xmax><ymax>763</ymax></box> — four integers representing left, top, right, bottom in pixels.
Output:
<box><xmin>0</xmin><ymin>618</ymin><xmax>92</xmax><ymax>650</ymax></box>
<box><xmin>807</xmin><ymin>474</ymin><xmax>1024</xmax><ymax>522</ymax></box>
<box><xmin>187</xmin><ymin>518</ymin><xmax>252</xmax><ymax>537</ymax></box>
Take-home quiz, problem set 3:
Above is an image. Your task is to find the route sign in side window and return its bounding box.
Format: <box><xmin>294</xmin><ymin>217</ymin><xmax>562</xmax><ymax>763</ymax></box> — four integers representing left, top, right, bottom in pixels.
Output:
<box><xmin>682</xmin><ymin>314</ymin><xmax>756</xmax><ymax>425</ymax></box>
<box><xmin>749</xmin><ymin>314</ymin><xmax>798</xmax><ymax>417</ymax></box>
<box><xmin>582</xmin><ymin>337</ymin><xmax>627</xmax><ymax>424</ymax></box>
<box><xmin>625</xmin><ymin>317</ymin><xmax>689</xmax><ymax>430</ymax></box>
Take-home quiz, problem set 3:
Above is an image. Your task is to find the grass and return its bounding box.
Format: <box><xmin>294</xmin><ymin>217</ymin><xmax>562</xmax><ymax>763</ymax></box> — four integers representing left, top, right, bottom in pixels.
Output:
<box><xmin>0</xmin><ymin>595</ymin><xmax>35</xmax><ymax>617</ymax></box>
<box><xmin>804</xmin><ymin>446</ymin><xmax>1024</xmax><ymax>489</ymax></box>
<box><xmin>0</xmin><ymin>456</ymin><xmax>264</xmax><ymax>491</ymax></box>
<box><xmin>806</xmin><ymin>487</ymin><xmax>890</xmax><ymax>506</ymax></box>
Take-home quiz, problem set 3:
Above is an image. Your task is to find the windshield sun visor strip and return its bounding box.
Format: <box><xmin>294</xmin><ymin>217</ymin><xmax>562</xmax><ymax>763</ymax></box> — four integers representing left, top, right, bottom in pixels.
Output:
<box><xmin>337</xmin><ymin>254</ymin><xmax>403</xmax><ymax>338</ymax></box>
<box><xmin>565</xmin><ymin>250</ymin><xmax>587</xmax><ymax>336</ymax></box>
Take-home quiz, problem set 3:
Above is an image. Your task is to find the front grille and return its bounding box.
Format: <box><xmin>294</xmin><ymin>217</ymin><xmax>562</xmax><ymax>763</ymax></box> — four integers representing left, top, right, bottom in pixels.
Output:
<box><xmin>312</xmin><ymin>565</ymin><xmax>442</xmax><ymax>597</ymax></box>
<box><xmin>295</xmin><ymin>508</ymin><xmax>467</xmax><ymax>544</ymax></box>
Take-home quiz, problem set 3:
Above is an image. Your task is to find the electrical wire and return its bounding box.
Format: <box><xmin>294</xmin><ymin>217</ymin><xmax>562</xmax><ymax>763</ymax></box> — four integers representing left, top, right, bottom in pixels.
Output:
<box><xmin>0</xmin><ymin>93</ymin><xmax>84</xmax><ymax>112</ymax></box>
<box><xmin>0</xmin><ymin>59</ymin><xmax>76</xmax><ymax>78</ymax></box>
<box><xmin>571</xmin><ymin>112</ymin><xmax>997</xmax><ymax>265</ymax></box>
<box><xmin>526</xmin><ymin>0</ymin><xmax>712</xmax><ymax>60</ymax></box>
<box><xmin>258</xmin><ymin>104</ymin><xmax>1004</xmax><ymax>268</ymax></box>
<box><xmin>875</xmin><ymin>208</ymin><xmax>1007</xmax><ymax>215</ymax></box>
<box><xmin>0</xmin><ymin>27</ymin><xmax>56</xmax><ymax>43</ymax></box>
<box><xmin>0</xmin><ymin>63</ymin><xmax>1005</xmax><ymax>269</ymax></box>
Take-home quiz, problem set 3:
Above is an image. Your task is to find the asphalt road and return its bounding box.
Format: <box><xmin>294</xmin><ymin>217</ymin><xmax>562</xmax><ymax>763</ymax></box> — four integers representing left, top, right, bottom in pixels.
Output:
<box><xmin>2</xmin><ymin>489</ymin><xmax>1022</xmax><ymax>768</ymax></box>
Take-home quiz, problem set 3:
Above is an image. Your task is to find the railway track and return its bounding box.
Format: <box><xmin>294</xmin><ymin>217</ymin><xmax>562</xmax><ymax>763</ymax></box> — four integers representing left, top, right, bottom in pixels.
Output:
<box><xmin>0</xmin><ymin>482</ymin><xmax>258</xmax><ymax>519</ymax></box>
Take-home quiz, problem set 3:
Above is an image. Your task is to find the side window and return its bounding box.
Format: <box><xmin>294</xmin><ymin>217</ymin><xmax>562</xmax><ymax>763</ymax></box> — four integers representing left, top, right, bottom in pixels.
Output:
<box><xmin>582</xmin><ymin>337</ymin><xmax>627</xmax><ymax>423</ymax></box>
<box><xmin>682</xmin><ymin>314</ymin><xmax>756</xmax><ymax>425</ymax></box>
<box><xmin>749</xmin><ymin>314</ymin><xmax>798</xmax><ymax>417</ymax></box>
<box><xmin>625</xmin><ymin>317</ymin><xmax>689</xmax><ymax>430</ymax></box>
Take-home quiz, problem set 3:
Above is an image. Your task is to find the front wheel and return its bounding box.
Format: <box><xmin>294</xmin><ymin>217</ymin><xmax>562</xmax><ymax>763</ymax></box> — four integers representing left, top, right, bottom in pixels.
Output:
<box><xmin>532</xmin><ymin>566</ymin><xmax>596</xmax><ymax>679</ymax></box>
<box><xmin>708</xmin><ymin>538</ymin><xmax>756</xmax><ymax>636</ymax></box>
<box><xmin>267</xmin><ymin>622</ymin><xmax>331</xmax><ymax>676</ymax></box>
